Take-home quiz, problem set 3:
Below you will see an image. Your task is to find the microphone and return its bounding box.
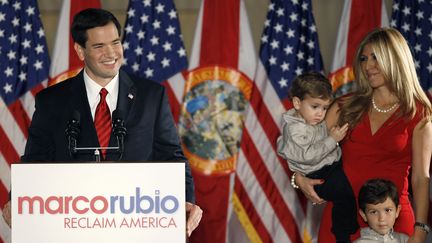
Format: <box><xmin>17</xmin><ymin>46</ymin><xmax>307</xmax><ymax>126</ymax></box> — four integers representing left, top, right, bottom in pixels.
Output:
<box><xmin>112</xmin><ymin>109</ymin><xmax>127</xmax><ymax>159</ymax></box>
<box><xmin>65</xmin><ymin>110</ymin><xmax>80</xmax><ymax>157</ymax></box>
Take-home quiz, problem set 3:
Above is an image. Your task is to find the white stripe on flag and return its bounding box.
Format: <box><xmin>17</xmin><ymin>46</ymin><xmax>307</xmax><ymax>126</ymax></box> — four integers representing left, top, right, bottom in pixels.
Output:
<box><xmin>254</xmin><ymin>62</ymin><xmax>286</xmax><ymax>126</ymax></box>
<box><xmin>227</xmin><ymin>210</ymin><xmax>250</xmax><ymax>243</ymax></box>
<box><xmin>167</xmin><ymin>72</ymin><xmax>186</xmax><ymax>103</ymax></box>
<box><xmin>237</xmin><ymin>0</ymin><xmax>256</xmax><ymax>79</ymax></box>
<box><xmin>0</xmin><ymin>207</ymin><xmax>11</xmax><ymax>243</ymax></box>
<box><xmin>0</xmin><ymin>153</ymin><xmax>10</xmax><ymax>192</ymax></box>
<box><xmin>380</xmin><ymin>0</ymin><xmax>389</xmax><ymax>27</ymax></box>
<box><xmin>226</xmin><ymin>173</ymin><xmax>236</xmax><ymax>243</ymax></box>
<box><xmin>188</xmin><ymin>0</ymin><xmax>204</xmax><ymax>70</ymax></box>
<box><xmin>304</xmin><ymin>202</ymin><xmax>325</xmax><ymax>243</ymax></box>
<box><xmin>330</xmin><ymin>0</ymin><xmax>351</xmax><ymax>72</ymax></box>
<box><xmin>49</xmin><ymin>0</ymin><xmax>71</xmax><ymax>77</ymax></box>
<box><xmin>236</xmin><ymin>150</ymin><xmax>291</xmax><ymax>242</ymax></box>
<box><xmin>243</xmin><ymin>104</ymin><xmax>305</xmax><ymax>228</ymax></box>
<box><xmin>226</xmin><ymin>1</ymin><xmax>258</xmax><ymax>241</ymax></box>
<box><xmin>19</xmin><ymin>81</ymin><xmax>46</xmax><ymax>121</ymax></box>
<box><xmin>0</xmin><ymin>99</ymin><xmax>26</xmax><ymax>155</ymax></box>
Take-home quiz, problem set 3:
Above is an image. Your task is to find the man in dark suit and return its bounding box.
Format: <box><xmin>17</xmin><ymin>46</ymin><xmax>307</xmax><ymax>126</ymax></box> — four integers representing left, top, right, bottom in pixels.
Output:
<box><xmin>3</xmin><ymin>8</ymin><xmax>202</xmax><ymax>236</ymax></box>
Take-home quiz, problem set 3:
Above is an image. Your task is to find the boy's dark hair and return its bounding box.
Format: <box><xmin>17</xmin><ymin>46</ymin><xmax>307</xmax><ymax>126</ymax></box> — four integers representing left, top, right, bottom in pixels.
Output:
<box><xmin>358</xmin><ymin>178</ymin><xmax>399</xmax><ymax>212</ymax></box>
<box><xmin>71</xmin><ymin>8</ymin><xmax>121</xmax><ymax>47</ymax></box>
<box><xmin>289</xmin><ymin>72</ymin><xmax>333</xmax><ymax>100</ymax></box>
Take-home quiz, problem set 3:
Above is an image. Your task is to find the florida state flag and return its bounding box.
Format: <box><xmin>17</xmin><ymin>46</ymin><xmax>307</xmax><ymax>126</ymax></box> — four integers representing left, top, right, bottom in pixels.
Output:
<box><xmin>178</xmin><ymin>0</ymin><xmax>256</xmax><ymax>242</ymax></box>
<box><xmin>49</xmin><ymin>0</ymin><xmax>101</xmax><ymax>86</ymax></box>
<box><xmin>329</xmin><ymin>0</ymin><xmax>388</xmax><ymax>96</ymax></box>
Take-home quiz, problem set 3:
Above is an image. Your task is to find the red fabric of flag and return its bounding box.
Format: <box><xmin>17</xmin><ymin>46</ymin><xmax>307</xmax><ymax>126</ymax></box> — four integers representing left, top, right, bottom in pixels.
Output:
<box><xmin>329</xmin><ymin>0</ymin><xmax>388</xmax><ymax>96</ymax></box>
<box><xmin>179</xmin><ymin>0</ymin><xmax>256</xmax><ymax>242</ymax></box>
<box><xmin>49</xmin><ymin>0</ymin><xmax>101</xmax><ymax>86</ymax></box>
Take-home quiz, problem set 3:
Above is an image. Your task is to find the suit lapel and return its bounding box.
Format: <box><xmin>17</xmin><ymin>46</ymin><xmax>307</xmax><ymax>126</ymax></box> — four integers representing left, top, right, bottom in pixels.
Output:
<box><xmin>117</xmin><ymin>70</ymin><xmax>136</xmax><ymax>122</ymax></box>
<box><xmin>107</xmin><ymin>70</ymin><xmax>136</xmax><ymax>160</ymax></box>
<box><xmin>68</xmin><ymin>71</ymin><xmax>100</xmax><ymax>150</ymax></box>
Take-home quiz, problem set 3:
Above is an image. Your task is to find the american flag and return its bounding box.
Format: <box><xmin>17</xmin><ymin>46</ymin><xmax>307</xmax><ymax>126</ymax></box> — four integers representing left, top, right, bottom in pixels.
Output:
<box><xmin>0</xmin><ymin>0</ymin><xmax>50</xmax><ymax>242</ymax></box>
<box><xmin>258</xmin><ymin>0</ymin><xmax>323</xmax><ymax>102</ymax></box>
<box><xmin>122</xmin><ymin>0</ymin><xmax>188</xmax><ymax>120</ymax></box>
<box><xmin>390</xmin><ymin>0</ymin><xmax>432</xmax><ymax>228</ymax></box>
<box><xmin>391</xmin><ymin>0</ymin><xmax>432</xmax><ymax>98</ymax></box>
<box><xmin>236</xmin><ymin>0</ymin><xmax>323</xmax><ymax>242</ymax></box>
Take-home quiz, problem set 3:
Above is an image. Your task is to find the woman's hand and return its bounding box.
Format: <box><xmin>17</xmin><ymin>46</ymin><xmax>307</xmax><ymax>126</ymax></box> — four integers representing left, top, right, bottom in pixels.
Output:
<box><xmin>410</xmin><ymin>117</ymin><xmax>432</xmax><ymax>243</ymax></box>
<box><xmin>408</xmin><ymin>228</ymin><xmax>428</xmax><ymax>243</ymax></box>
<box><xmin>295</xmin><ymin>173</ymin><xmax>326</xmax><ymax>204</ymax></box>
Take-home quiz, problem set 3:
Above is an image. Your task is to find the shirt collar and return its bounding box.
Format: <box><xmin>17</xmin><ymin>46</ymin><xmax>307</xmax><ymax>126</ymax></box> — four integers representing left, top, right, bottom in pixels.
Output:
<box><xmin>360</xmin><ymin>227</ymin><xmax>395</xmax><ymax>240</ymax></box>
<box><xmin>84</xmin><ymin>70</ymin><xmax>119</xmax><ymax>95</ymax></box>
<box><xmin>83</xmin><ymin>69</ymin><xmax>119</xmax><ymax>117</ymax></box>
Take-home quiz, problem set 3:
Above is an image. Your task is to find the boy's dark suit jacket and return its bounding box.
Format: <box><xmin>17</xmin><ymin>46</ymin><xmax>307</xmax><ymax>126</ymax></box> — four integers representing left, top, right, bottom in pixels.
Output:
<box><xmin>21</xmin><ymin>69</ymin><xmax>195</xmax><ymax>203</ymax></box>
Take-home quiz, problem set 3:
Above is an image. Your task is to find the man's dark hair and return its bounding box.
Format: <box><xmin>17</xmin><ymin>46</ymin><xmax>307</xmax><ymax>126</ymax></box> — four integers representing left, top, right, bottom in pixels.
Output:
<box><xmin>289</xmin><ymin>72</ymin><xmax>333</xmax><ymax>101</ymax></box>
<box><xmin>358</xmin><ymin>178</ymin><xmax>399</xmax><ymax>212</ymax></box>
<box><xmin>71</xmin><ymin>8</ymin><xmax>121</xmax><ymax>47</ymax></box>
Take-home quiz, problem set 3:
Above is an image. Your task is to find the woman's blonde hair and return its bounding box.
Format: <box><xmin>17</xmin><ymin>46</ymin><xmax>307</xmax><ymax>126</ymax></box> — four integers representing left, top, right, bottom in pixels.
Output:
<box><xmin>338</xmin><ymin>27</ymin><xmax>431</xmax><ymax>128</ymax></box>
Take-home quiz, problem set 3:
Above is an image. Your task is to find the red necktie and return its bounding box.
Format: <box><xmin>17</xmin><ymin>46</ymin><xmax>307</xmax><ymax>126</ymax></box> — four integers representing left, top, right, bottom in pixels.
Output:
<box><xmin>94</xmin><ymin>88</ymin><xmax>112</xmax><ymax>158</ymax></box>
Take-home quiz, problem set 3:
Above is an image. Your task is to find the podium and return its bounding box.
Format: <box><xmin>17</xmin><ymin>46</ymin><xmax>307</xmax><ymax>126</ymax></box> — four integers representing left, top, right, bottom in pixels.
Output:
<box><xmin>11</xmin><ymin>162</ymin><xmax>185</xmax><ymax>243</ymax></box>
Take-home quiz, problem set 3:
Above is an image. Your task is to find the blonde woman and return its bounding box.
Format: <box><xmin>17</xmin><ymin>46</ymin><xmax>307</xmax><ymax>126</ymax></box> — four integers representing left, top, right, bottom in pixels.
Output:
<box><xmin>294</xmin><ymin>28</ymin><xmax>432</xmax><ymax>242</ymax></box>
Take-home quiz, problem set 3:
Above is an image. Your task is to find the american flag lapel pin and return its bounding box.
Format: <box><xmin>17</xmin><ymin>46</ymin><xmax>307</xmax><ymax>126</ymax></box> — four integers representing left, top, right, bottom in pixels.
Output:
<box><xmin>128</xmin><ymin>93</ymin><xmax>134</xmax><ymax>100</ymax></box>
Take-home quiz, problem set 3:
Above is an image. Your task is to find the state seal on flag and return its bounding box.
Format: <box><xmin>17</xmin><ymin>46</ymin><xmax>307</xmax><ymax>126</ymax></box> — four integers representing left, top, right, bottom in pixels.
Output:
<box><xmin>49</xmin><ymin>67</ymin><xmax>83</xmax><ymax>86</ymax></box>
<box><xmin>329</xmin><ymin>66</ymin><xmax>356</xmax><ymax>97</ymax></box>
<box><xmin>178</xmin><ymin>66</ymin><xmax>252</xmax><ymax>175</ymax></box>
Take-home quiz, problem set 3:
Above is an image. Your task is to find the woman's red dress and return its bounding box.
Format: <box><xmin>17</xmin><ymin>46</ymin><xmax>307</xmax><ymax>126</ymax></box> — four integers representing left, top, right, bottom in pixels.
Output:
<box><xmin>318</xmin><ymin>107</ymin><xmax>423</xmax><ymax>242</ymax></box>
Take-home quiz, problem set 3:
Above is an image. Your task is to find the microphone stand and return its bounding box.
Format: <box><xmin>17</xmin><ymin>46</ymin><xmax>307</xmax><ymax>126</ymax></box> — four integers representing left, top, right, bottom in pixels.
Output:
<box><xmin>73</xmin><ymin>146</ymin><xmax>120</xmax><ymax>162</ymax></box>
<box><xmin>66</xmin><ymin>109</ymin><xmax>127</xmax><ymax>162</ymax></box>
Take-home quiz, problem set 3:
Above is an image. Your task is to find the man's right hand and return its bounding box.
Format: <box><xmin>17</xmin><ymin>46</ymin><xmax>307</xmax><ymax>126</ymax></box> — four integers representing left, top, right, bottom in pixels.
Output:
<box><xmin>2</xmin><ymin>200</ymin><xmax>11</xmax><ymax>227</ymax></box>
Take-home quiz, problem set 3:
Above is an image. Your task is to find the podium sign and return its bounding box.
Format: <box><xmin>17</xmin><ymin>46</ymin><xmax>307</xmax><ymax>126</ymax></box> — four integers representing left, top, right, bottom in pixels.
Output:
<box><xmin>11</xmin><ymin>163</ymin><xmax>185</xmax><ymax>243</ymax></box>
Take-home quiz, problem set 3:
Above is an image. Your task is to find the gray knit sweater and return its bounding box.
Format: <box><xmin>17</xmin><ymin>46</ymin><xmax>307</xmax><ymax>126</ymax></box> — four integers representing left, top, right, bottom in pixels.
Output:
<box><xmin>276</xmin><ymin>108</ymin><xmax>340</xmax><ymax>175</ymax></box>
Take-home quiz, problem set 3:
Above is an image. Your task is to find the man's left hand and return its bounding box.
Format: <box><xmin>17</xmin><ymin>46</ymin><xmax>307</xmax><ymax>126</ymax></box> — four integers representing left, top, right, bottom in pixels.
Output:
<box><xmin>186</xmin><ymin>202</ymin><xmax>202</xmax><ymax>237</ymax></box>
